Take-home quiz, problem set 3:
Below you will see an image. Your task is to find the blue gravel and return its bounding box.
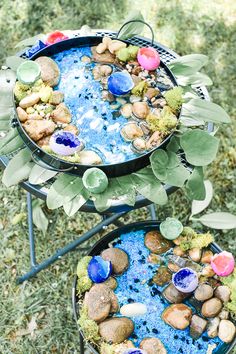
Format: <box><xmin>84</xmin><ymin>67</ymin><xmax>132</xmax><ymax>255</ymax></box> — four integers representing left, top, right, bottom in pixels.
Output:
<box><xmin>113</xmin><ymin>230</ymin><xmax>223</xmax><ymax>354</ymax></box>
<box><xmin>52</xmin><ymin>47</ymin><xmax>139</xmax><ymax>164</ymax></box>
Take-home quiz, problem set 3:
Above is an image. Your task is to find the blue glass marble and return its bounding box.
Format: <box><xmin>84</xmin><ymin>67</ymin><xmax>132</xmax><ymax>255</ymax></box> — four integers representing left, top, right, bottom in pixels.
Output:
<box><xmin>108</xmin><ymin>71</ymin><xmax>134</xmax><ymax>96</ymax></box>
<box><xmin>25</xmin><ymin>40</ymin><xmax>47</xmax><ymax>58</ymax></box>
<box><xmin>87</xmin><ymin>256</ymin><xmax>112</xmax><ymax>283</ymax></box>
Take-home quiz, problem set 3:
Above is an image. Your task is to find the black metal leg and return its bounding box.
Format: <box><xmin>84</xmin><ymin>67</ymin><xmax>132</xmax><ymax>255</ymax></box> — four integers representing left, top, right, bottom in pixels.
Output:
<box><xmin>148</xmin><ymin>204</ymin><xmax>157</xmax><ymax>220</ymax></box>
<box><xmin>79</xmin><ymin>332</ymin><xmax>85</xmax><ymax>354</ymax></box>
<box><xmin>16</xmin><ymin>199</ymin><xmax>128</xmax><ymax>284</ymax></box>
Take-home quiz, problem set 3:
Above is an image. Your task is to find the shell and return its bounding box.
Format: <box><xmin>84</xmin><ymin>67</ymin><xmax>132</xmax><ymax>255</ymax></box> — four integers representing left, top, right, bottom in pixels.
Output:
<box><xmin>120</xmin><ymin>122</ymin><xmax>143</xmax><ymax>142</ymax></box>
<box><xmin>132</xmin><ymin>102</ymin><xmax>149</xmax><ymax>119</ymax></box>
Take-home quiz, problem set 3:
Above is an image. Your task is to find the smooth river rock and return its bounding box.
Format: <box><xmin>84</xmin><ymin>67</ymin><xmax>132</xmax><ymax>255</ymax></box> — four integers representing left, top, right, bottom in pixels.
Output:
<box><xmin>144</xmin><ymin>231</ymin><xmax>172</xmax><ymax>255</ymax></box>
<box><xmin>120</xmin><ymin>303</ymin><xmax>147</xmax><ymax>317</ymax></box>
<box><xmin>190</xmin><ymin>315</ymin><xmax>208</xmax><ymax>339</ymax></box>
<box><xmin>194</xmin><ymin>284</ymin><xmax>214</xmax><ymax>302</ymax></box>
<box><xmin>152</xmin><ymin>266</ymin><xmax>172</xmax><ymax>286</ymax></box>
<box><xmin>201</xmin><ymin>297</ymin><xmax>222</xmax><ymax>318</ymax></box>
<box><xmin>99</xmin><ymin>317</ymin><xmax>134</xmax><ymax>344</ymax></box>
<box><xmin>163</xmin><ymin>283</ymin><xmax>190</xmax><ymax>304</ymax></box>
<box><xmin>207</xmin><ymin>317</ymin><xmax>220</xmax><ymax>338</ymax></box>
<box><xmin>214</xmin><ymin>285</ymin><xmax>231</xmax><ymax>303</ymax></box>
<box><xmin>218</xmin><ymin>320</ymin><xmax>236</xmax><ymax>343</ymax></box>
<box><xmin>101</xmin><ymin>248</ymin><xmax>129</xmax><ymax>275</ymax></box>
<box><xmin>140</xmin><ymin>337</ymin><xmax>167</xmax><ymax>354</ymax></box>
<box><xmin>162</xmin><ymin>303</ymin><xmax>192</xmax><ymax>330</ymax></box>
<box><xmin>35</xmin><ymin>56</ymin><xmax>60</xmax><ymax>87</ymax></box>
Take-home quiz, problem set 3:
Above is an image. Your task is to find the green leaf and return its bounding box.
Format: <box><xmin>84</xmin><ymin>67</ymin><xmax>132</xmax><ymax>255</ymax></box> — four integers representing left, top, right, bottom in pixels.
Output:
<box><xmin>0</xmin><ymin>69</ymin><xmax>16</xmax><ymax>106</ymax></box>
<box><xmin>32</xmin><ymin>200</ymin><xmax>48</xmax><ymax>235</ymax></box>
<box><xmin>28</xmin><ymin>165</ymin><xmax>57</xmax><ymax>185</ymax></box>
<box><xmin>150</xmin><ymin>150</ymin><xmax>168</xmax><ymax>180</ymax></box>
<box><xmin>191</xmin><ymin>180</ymin><xmax>213</xmax><ymax>216</ymax></box>
<box><xmin>117</xmin><ymin>11</ymin><xmax>144</xmax><ymax>40</ymax></box>
<box><xmin>46</xmin><ymin>175</ymin><xmax>84</xmax><ymax>210</ymax></box>
<box><xmin>93</xmin><ymin>179</ymin><xmax>122</xmax><ymax>212</ymax></box>
<box><xmin>132</xmin><ymin>167</ymin><xmax>168</xmax><ymax>205</ymax></box>
<box><xmin>15</xmin><ymin>34</ymin><xmax>45</xmax><ymax>48</ymax></box>
<box><xmin>185</xmin><ymin>167</ymin><xmax>206</xmax><ymax>200</ymax></box>
<box><xmin>181</xmin><ymin>98</ymin><xmax>231</xmax><ymax>124</ymax></box>
<box><xmin>2</xmin><ymin>148</ymin><xmax>33</xmax><ymax>187</ymax></box>
<box><xmin>5</xmin><ymin>56</ymin><xmax>26</xmax><ymax>71</ymax></box>
<box><xmin>177</xmin><ymin>72</ymin><xmax>213</xmax><ymax>87</ymax></box>
<box><xmin>198</xmin><ymin>212</ymin><xmax>236</xmax><ymax>229</ymax></box>
<box><xmin>180</xmin><ymin>129</ymin><xmax>219</xmax><ymax>166</ymax></box>
<box><xmin>0</xmin><ymin>129</ymin><xmax>24</xmax><ymax>155</ymax></box>
<box><xmin>166</xmin><ymin>136</ymin><xmax>180</xmax><ymax>153</ymax></box>
<box><xmin>179</xmin><ymin>116</ymin><xmax>205</xmax><ymax>127</ymax></box>
<box><xmin>63</xmin><ymin>189</ymin><xmax>90</xmax><ymax>217</ymax></box>
<box><xmin>169</xmin><ymin>54</ymin><xmax>208</xmax><ymax>76</ymax></box>
<box><xmin>165</xmin><ymin>164</ymin><xmax>190</xmax><ymax>187</ymax></box>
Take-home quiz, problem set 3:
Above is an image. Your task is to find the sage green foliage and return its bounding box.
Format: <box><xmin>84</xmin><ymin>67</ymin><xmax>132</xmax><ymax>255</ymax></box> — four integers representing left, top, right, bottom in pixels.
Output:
<box><xmin>77</xmin><ymin>306</ymin><xmax>100</xmax><ymax>342</ymax></box>
<box><xmin>76</xmin><ymin>256</ymin><xmax>93</xmax><ymax>294</ymax></box>
<box><xmin>0</xmin><ymin>0</ymin><xmax>236</xmax><ymax>353</ymax></box>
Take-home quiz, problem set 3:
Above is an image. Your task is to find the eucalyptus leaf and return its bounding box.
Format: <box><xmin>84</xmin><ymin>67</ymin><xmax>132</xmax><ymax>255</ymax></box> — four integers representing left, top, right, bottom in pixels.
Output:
<box><xmin>15</xmin><ymin>34</ymin><xmax>45</xmax><ymax>48</ymax></box>
<box><xmin>180</xmin><ymin>129</ymin><xmax>219</xmax><ymax>166</ymax></box>
<box><xmin>5</xmin><ymin>56</ymin><xmax>26</xmax><ymax>71</ymax></box>
<box><xmin>165</xmin><ymin>164</ymin><xmax>190</xmax><ymax>187</ymax></box>
<box><xmin>93</xmin><ymin>179</ymin><xmax>123</xmax><ymax>212</ymax></box>
<box><xmin>181</xmin><ymin>98</ymin><xmax>231</xmax><ymax>124</ymax></box>
<box><xmin>150</xmin><ymin>150</ymin><xmax>168</xmax><ymax>181</ymax></box>
<box><xmin>179</xmin><ymin>116</ymin><xmax>205</xmax><ymax>127</ymax></box>
<box><xmin>2</xmin><ymin>148</ymin><xmax>33</xmax><ymax>187</ymax></box>
<box><xmin>186</xmin><ymin>167</ymin><xmax>206</xmax><ymax>200</ymax></box>
<box><xmin>63</xmin><ymin>189</ymin><xmax>90</xmax><ymax>217</ymax></box>
<box><xmin>169</xmin><ymin>54</ymin><xmax>208</xmax><ymax>76</ymax></box>
<box><xmin>0</xmin><ymin>69</ymin><xmax>16</xmax><ymax>106</ymax></box>
<box><xmin>177</xmin><ymin>72</ymin><xmax>213</xmax><ymax>87</ymax></box>
<box><xmin>198</xmin><ymin>212</ymin><xmax>236</xmax><ymax>229</ymax></box>
<box><xmin>191</xmin><ymin>180</ymin><xmax>213</xmax><ymax>216</ymax></box>
<box><xmin>117</xmin><ymin>11</ymin><xmax>144</xmax><ymax>40</ymax></box>
<box><xmin>0</xmin><ymin>128</ymin><xmax>24</xmax><ymax>155</ymax></box>
<box><xmin>28</xmin><ymin>165</ymin><xmax>57</xmax><ymax>185</ymax></box>
<box><xmin>166</xmin><ymin>136</ymin><xmax>180</xmax><ymax>153</ymax></box>
<box><xmin>32</xmin><ymin>199</ymin><xmax>48</xmax><ymax>235</ymax></box>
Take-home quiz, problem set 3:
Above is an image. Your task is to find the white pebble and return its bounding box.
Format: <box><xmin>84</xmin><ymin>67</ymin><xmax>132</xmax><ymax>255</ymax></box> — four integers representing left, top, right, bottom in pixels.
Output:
<box><xmin>120</xmin><ymin>303</ymin><xmax>147</xmax><ymax>317</ymax></box>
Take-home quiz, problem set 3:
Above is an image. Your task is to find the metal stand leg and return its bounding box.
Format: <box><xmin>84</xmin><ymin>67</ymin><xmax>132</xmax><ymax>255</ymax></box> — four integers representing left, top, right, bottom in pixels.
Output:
<box><xmin>79</xmin><ymin>332</ymin><xmax>85</xmax><ymax>354</ymax></box>
<box><xmin>16</xmin><ymin>195</ymin><xmax>128</xmax><ymax>284</ymax></box>
<box><xmin>148</xmin><ymin>204</ymin><xmax>157</xmax><ymax>220</ymax></box>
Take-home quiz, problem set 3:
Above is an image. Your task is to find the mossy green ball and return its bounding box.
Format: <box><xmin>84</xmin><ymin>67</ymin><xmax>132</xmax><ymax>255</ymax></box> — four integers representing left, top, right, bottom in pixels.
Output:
<box><xmin>82</xmin><ymin>168</ymin><xmax>108</xmax><ymax>194</ymax></box>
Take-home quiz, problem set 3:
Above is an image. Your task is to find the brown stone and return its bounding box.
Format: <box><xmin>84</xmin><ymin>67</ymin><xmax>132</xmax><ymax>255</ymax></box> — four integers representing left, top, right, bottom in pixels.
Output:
<box><xmin>162</xmin><ymin>303</ymin><xmax>192</xmax><ymax>330</ymax></box>
<box><xmin>23</xmin><ymin>119</ymin><xmax>56</xmax><ymax>141</ymax></box>
<box><xmin>194</xmin><ymin>284</ymin><xmax>214</xmax><ymax>302</ymax></box>
<box><xmin>162</xmin><ymin>283</ymin><xmax>190</xmax><ymax>304</ymax></box>
<box><xmin>51</xmin><ymin>103</ymin><xmax>72</xmax><ymax>124</ymax></box>
<box><xmin>101</xmin><ymin>248</ymin><xmax>129</xmax><ymax>275</ymax></box>
<box><xmin>201</xmin><ymin>298</ymin><xmax>222</xmax><ymax>318</ymax></box>
<box><xmin>190</xmin><ymin>315</ymin><xmax>208</xmax><ymax>339</ymax></box>
<box><xmin>153</xmin><ymin>266</ymin><xmax>172</xmax><ymax>286</ymax></box>
<box><xmin>201</xmin><ymin>250</ymin><xmax>213</xmax><ymax>264</ymax></box>
<box><xmin>144</xmin><ymin>231</ymin><xmax>172</xmax><ymax>255</ymax></box>
<box><xmin>214</xmin><ymin>285</ymin><xmax>231</xmax><ymax>303</ymax></box>
<box><xmin>140</xmin><ymin>337</ymin><xmax>167</xmax><ymax>354</ymax></box>
<box><xmin>103</xmin><ymin>277</ymin><xmax>118</xmax><ymax>290</ymax></box>
<box><xmin>16</xmin><ymin>106</ymin><xmax>28</xmax><ymax>122</ymax></box>
<box><xmin>99</xmin><ymin>317</ymin><xmax>134</xmax><ymax>344</ymax></box>
<box><xmin>35</xmin><ymin>56</ymin><xmax>60</xmax><ymax>87</ymax></box>
<box><xmin>92</xmin><ymin>46</ymin><xmax>116</xmax><ymax>64</ymax></box>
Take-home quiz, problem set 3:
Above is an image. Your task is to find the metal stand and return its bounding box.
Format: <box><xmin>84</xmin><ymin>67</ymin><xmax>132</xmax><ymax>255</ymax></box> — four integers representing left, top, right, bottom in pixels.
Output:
<box><xmin>17</xmin><ymin>192</ymin><xmax>156</xmax><ymax>284</ymax></box>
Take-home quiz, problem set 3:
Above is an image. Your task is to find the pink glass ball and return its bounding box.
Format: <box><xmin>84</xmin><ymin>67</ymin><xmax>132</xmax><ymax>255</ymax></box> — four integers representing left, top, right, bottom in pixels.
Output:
<box><xmin>211</xmin><ymin>251</ymin><xmax>235</xmax><ymax>277</ymax></box>
<box><xmin>137</xmin><ymin>47</ymin><xmax>160</xmax><ymax>71</ymax></box>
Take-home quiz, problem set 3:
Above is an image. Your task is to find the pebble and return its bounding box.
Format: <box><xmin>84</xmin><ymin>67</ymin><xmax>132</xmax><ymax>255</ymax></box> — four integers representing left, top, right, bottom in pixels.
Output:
<box><xmin>144</xmin><ymin>88</ymin><xmax>160</xmax><ymax>100</ymax></box>
<box><xmin>140</xmin><ymin>337</ymin><xmax>167</xmax><ymax>354</ymax></box>
<box><xmin>152</xmin><ymin>266</ymin><xmax>172</xmax><ymax>286</ymax></box>
<box><xmin>23</xmin><ymin>119</ymin><xmax>56</xmax><ymax>141</ymax></box>
<box><xmin>167</xmin><ymin>261</ymin><xmax>180</xmax><ymax>273</ymax></box>
<box><xmin>120</xmin><ymin>122</ymin><xmax>144</xmax><ymax>141</ymax></box>
<box><xmin>16</xmin><ymin>106</ymin><xmax>28</xmax><ymax>122</ymax></box>
<box><xmin>173</xmin><ymin>246</ymin><xmax>186</xmax><ymax>257</ymax></box>
<box><xmin>132</xmin><ymin>102</ymin><xmax>149</xmax><ymax>119</ymax></box>
<box><xmin>219</xmin><ymin>309</ymin><xmax>229</xmax><ymax>320</ymax></box>
<box><xmin>103</xmin><ymin>277</ymin><xmax>118</xmax><ymax>290</ymax></box>
<box><xmin>201</xmin><ymin>250</ymin><xmax>213</xmax><ymax>264</ymax></box>
<box><xmin>201</xmin><ymin>297</ymin><xmax>222</xmax><ymax>318</ymax></box>
<box><xmin>162</xmin><ymin>303</ymin><xmax>192</xmax><ymax>330</ymax></box>
<box><xmin>51</xmin><ymin>103</ymin><xmax>72</xmax><ymax>123</ymax></box>
<box><xmin>144</xmin><ymin>231</ymin><xmax>172</xmax><ymax>255</ymax></box>
<box><xmin>189</xmin><ymin>248</ymin><xmax>202</xmax><ymax>262</ymax></box>
<box><xmin>19</xmin><ymin>93</ymin><xmax>40</xmax><ymax>109</ymax></box>
<box><xmin>120</xmin><ymin>103</ymin><xmax>133</xmax><ymax>118</ymax></box>
<box><xmin>35</xmin><ymin>56</ymin><xmax>60</xmax><ymax>87</ymax></box>
<box><xmin>101</xmin><ymin>248</ymin><xmax>129</xmax><ymax>275</ymax></box>
<box><xmin>120</xmin><ymin>303</ymin><xmax>147</xmax><ymax>317</ymax></box>
<box><xmin>79</xmin><ymin>150</ymin><xmax>102</xmax><ymax>165</ymax></box>
<box><xmin>214</xmin><ymin>285</ymin><xmax>231</xmax><ymax>303</ymax></box>
<box><xmin>130</xmin><ymin>94</ymin><xmax>141</xmax><ymax>103</ymax></box>
<box><xmin>49</xmin><ymin>90</ymin><xmax>64</xmax><ymax>105</ymax></box>
<box><xmin>207</xmin><ymin>317</ymin><xmax>220</xmax><ymax>338</ymax></box>
<box><xmin>162</xmin><ymin>283</ymin><xmax>190</xmax><ymax>304</ymax></box>
<box><xmin>190</xmin><ymin>314</ymin><xmax>208</xmax><ymax>339</ymax></box>
<box><xmin>194</xmin><ymin>284</ymin><xmax>214</xmax><ymax>302</ymax></box>
<box><xmin>132</xmin><ymin>138</ymin><xmax>146</xmax><ymax>153</ymax></box>
<box><xmin>99</xmin><ymin>317</ymin><xmax>134</xmax><ymax>344</ymax></box>
<box><xmin>218</xmin><ymin>320</ymin><xmax>236</xmax><ymax>343</ymax></box>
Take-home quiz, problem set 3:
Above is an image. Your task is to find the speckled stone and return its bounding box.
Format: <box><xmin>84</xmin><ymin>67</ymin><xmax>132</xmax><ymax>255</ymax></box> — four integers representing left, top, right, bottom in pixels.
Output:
<box><xmin>144</xmin><ymin>231</ymin><xmax>172</xmax><ymax>255</ymax></box>
<box><xmin>152</xmin><ymin>266</ymin><xmax>172</xmax><ymax>286</ymax></box>
<box><xmin>140</xmin><ymin>337</ymin><xmax>167</xmax><ymax>354</ymax></box>
<box><xmin>163</xmin><ymin>283</ymin><xmax>190</xmax><ymax>304</ymax></box>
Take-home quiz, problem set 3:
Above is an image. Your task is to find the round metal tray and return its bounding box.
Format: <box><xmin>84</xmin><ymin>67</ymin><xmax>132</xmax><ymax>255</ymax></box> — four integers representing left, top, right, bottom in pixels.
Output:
<box><xmin>72</xmin><ymin>221</ymin><xmax>236</xmax><ymax>354</ymax></box>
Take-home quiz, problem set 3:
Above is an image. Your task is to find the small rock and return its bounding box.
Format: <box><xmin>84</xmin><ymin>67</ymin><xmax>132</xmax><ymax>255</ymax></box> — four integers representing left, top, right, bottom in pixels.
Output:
<box><xmin>102</xmin><ymin>36</ymin><xmax>112</xmax><ymax>47</ymax></box>
<box><xmin>16</xmin><ymin>106</ymin><xmax>28</xmax><ymax>122</ymax></box>
<box><xmin>103</xmin><ymin>277</ymin><xmax>117</xmax><ymax>290</ymax></box>
<box><xmin>201</xmin><ymin>297</ymin><xmax>222</xmax><ymax>318</ymax></box>
<box><xmin>63</xmin><ymin>125</ymin><xmax>79</xmax><ymax>135</ymax></box>
<box><xmin>201</xmin><ymin>264</ymin><xmax>215</xmax><ymax>277</ymax></box>
<box><xmin>101</xmin><ymin>248</ymin><xmax>129</xmax><ymax>275</ymax></box>
<box><xmin>152</xmin><ymin>97</ymin><xmax>166</xmax><ymax>109</ymax></box>
<box><xmin>132</xmin><ymin>102</ymin><xmax>149</xmax><ymax>119</ymax></box>
<box><xmin>81</xmin><ymin>55</ymin><xmax>91</xmax><ymax>63</ymax></box>
<box><xmin>23</xmin><ymin>119</ymin><xmax>56</xmax><ymax>141</ymax></box>
<box><xmin>51</xmin><ymin>103</ymin><xmax>72</xmax><ymax>124</ymax></box>
<box><xmin>189</xmin><ymin>248</ymin><xmax>202</xmax><ymax>262</ymax></box>
<box><xmin>19</xmin><ymin>93</ymin><xmax>40</xmax><ymax>109</ymax></box>
<box><xmin>96</xmin><ymin>42</ymin><xmax>107</xmax><ymax>54</ymax></box>
<box><xmin>218</xmin><ymin>320</ymin><xmax>236</xmax><ymax>343</ymax></box>
<box><xmin>194</xmin><ymin>284</ymin><xmax>214</xmax><ymax>302</ymax></box>
<box><xmin>146</xmin><ymin>131</ymin><xmax>162</xmax><ymax>150</ymax></box>
<box><xmin>120</xmin><ymin>303</ymin><xmax>147</xmax><ymax>317</ymax></box>
<box><xmin>201</xmin><ymin>250</ymin><xmax>213</xmax><ymax>264</ymax></box>
<box><xmin>49</xmin><ymin>91</ymin><xmax>64</xmax><ymax>105</ymax></box>
<box><xmin>214</xmin><ymin>285</ymin><xmax>231</xmax><ymax>303</ymax></box>
<box><xmin>37</xmin><ymin>135</ymin><xmax>52</xmax><ymax>147</ymax></box>
<box><xmin>100</xmin><ymin>65</ymin><xmax>113</xmax><ymax>76</ymax></box>
<box><xmin>147</xmin><ymin>253</ymin><xmax>162</xmax><ymax>264</ymax></box>
<box><xmin>92</xmin><ymin>47</ymin><xmax>115</xmax><ymax>64</ymax></box>
<box><xmin>35</xmin><ymin>56</ymin><xmax>60</xmax><ymax>87</ymax></box>
<box><xmin>120</xmin><ymin>103</ymin><xmax>133</xmax><ymax>118</ymax></box>
<box><xmin>173</xmin><ymin>246</ymin><xmax>186</xmax><ymax>257</ymax></box>
<box><xmin>99</xmin><ymin>317</ymin><xmax>134</xmax><ymax>344</ymax></box>
<box><xmin>162</xmin><ymin>303</ymin><xmax>192</xmax><ymax>330</ymax></box>
<box><xmin>207</xmin><ymin>317</ymin><xmax>220</xmax><ymax>338</ymax></box>
<box><xmin>102</xmin><ymin>90</ymin><xmax>114</xmax><ymax>102</ymax></box>
<box><xmin>101</xmin><ymin>340</ymin><xmax>135</xmax><ymax>354</ymax></box>
<box><xmin>144</xmin><ymin>88</ymin><xmax>160</xmax><ymax>100</ymax></box>
<box><xmin>167</xmin><ymin>262</ymin><xmax>180</xmax><ymax>273</ymax></box>
<box><xmin>132</xmin><ymin>137</ymin><xmax>146</xmax><ymax>153</ymax></box>
<box><xmin>120</xmin><ymin>122</ymin><xmax>143</xmax><ymax>141</ymax></box>
<box><xmin>108</xmin><ymin>40</ymin><xmax>126</xmax><ymax>54</ymax></box>
<box><xmin>163</xmin><ymin>283</ymin><xmax>190</xmax><ymax>304</ymax></box>
<box><xmin>140</xmin><ymin>337</ymin><xmax>167</xmax><ymax>354</ymax></box>
<box><xmin>153</xmin><ymin>266</ymin><xmax>172</xmax><ymax>286</ymax></box>
<box><xmin>219</xmin><ymin>309</ymin><xmax>229</xmax><ymax>320</ymax></box>
<box><xmin>131</xmin><ymin>74</ymin><xmax>141</xmax><ymax>86</ymax></box>
<box><xmin>139</xmin><ymin>121</ymin><xmax>151</xmax><ymax>135</ymax></box>
<box><xmin>145</xmin><ymin>231</ymin><xmax>172</xmax><ymax>255</ymax></box>
<box><xmin>129</xmin><ymin>94</ymin><xmax>141</xmax><ymax>103</ymax></box>
<box><xmin>190</xmin><ymin>315</ymin><xmax>208</xmax><ymax>339</ymax></box>
<box><xmin>79</xmin><ymin>150</ymin><xmax>102</xmax><ymax>165</ymax></box>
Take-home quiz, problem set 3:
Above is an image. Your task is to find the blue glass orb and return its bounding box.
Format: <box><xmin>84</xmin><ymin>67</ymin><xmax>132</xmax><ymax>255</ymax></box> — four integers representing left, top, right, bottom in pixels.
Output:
<box><xmin>87</xmin><ymin>256</ymin><xmax>112</xmax><ymax>283</ymax></box>
<box><xmin>108</xmin><ymin>71</ymin><xmax>134</xmax><ymax>96</ymax></box>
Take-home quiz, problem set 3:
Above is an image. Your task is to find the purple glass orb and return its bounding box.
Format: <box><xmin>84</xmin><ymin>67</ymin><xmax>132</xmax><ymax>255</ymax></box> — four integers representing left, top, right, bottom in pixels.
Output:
<box><xmin>87</xmin><ymin>256</ymin><xmax>112</xmax><ymax>283</ymax></box>
<box><xmin>107</xmin><ymin>71</ymin><xmax>134</xmax><ymax>96</ymax></box>
<box><xmin>49</xmin><ymin>131</ymin><xmax>81</xmax><ymax>156</ymax></box>
<box><xmin>172</xmin><ymin>267</ymin><xmax>198</xmax><ymax>293</ymax></box>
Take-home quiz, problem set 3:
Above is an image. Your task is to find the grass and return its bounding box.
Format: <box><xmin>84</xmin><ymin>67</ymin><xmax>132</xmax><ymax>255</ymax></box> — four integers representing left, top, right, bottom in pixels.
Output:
<box><xmin>0</xmin><ymin>0</ymin><xmax>236</xmax><ymax>352</ymax></box>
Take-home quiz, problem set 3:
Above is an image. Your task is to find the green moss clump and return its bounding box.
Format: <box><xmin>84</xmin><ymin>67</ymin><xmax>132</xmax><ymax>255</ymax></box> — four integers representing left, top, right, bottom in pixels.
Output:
<box><xmin>14</xmin><ymin>81</ymin><xmax>31</xmax><ymax>102</ymax></box>
<box><xmin>39</xmin><ymin>85</ymin><xmax>53</xmax><ymax>103</ymax></box>
<box><xmin>76</xmin><ymin>256</ymin><xmax>92</xmax><ymax>294</ymax></box>
<box><xmin>78</xmin><ymin>306</ymin><xmax>100</xmax><ymax>342</ymax></box>
<box><xmin>146</xmin><ymin>106</ymin><xmax>177</xmax><ymax>134</ymax></box>
<box><xmin>178</xmin><ymin>226</ymin><xmax>214</xmax><ymax>251</ymax></box>
<box><xmin>131</xmin><ymin>80</ymin><xmax>148</xmax><ymax>96</ymax></box>
<box><xmin>42</xmin><ymin>146</ymin><xmax>81</xmax><ymax>163</ymax></box>
<box><xmin>116</xmin><ymin>45</ymin><xmax>139</xmax><ymax>62</ymax></box>
<box><xmin>164</xmin><ymin>87</ymin><xmax>184</xmax><ymax>113</ymax></box>
<box><xmin>221</xmin><ymin>268</ymin><xmax>236</xmax><ymax>318</ymax></box>
<box><xmin>31</xmin><ymin>79</ymin><xmax>44</xmax><ymax>92</ymax></box>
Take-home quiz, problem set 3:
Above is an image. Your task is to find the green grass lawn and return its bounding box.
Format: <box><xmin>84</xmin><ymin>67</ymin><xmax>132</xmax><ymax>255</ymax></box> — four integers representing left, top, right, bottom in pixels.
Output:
<box><xmin>0</xmin><ymin>0</ymin><xmax>236</xmax><ymax>353</ymax></box>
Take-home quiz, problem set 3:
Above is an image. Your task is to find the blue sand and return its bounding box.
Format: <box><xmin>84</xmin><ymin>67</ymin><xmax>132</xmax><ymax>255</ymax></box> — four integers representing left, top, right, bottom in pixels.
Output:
<box><xmin>52</xmin><ymin>47</ymin><xmax>139</xmax><ymax>164</ymax></box>
<box><xmin>113</xmin><ymin>230</ymin><xmax>223</xmax><ymax>354</ymax></box>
